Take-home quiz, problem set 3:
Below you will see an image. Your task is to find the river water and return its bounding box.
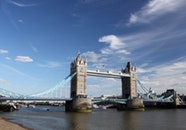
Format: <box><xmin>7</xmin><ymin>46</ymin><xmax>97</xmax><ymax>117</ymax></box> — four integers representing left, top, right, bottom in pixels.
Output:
<box><xmin>0</xmin><ymin>106</ymin><xmax>186</xmax><ymax>130</ymax></box>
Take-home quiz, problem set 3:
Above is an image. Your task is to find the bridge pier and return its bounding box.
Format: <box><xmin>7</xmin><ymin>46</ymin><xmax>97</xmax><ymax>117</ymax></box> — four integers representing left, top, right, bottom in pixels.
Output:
<box><xmin>66</xmin><ymin>96</ymin><xmax>92</xmax><ymax>112</ymax></box>
<box><xmin>126</xmin><ymin>99</ymin><xmax>144</xmax><ymax>109</ymax></box>
<box><xmin>117</xmin><ymin>99</ymin><xmax>144</xmax><ymax>110</ymax></box>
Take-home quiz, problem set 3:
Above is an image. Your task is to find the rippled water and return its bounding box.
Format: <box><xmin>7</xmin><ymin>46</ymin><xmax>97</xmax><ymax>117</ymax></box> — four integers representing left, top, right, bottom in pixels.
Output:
<box><xmin>1</xmin><ymin>106</ymin><xmax>186</xmax><ymax>130</ymax></box>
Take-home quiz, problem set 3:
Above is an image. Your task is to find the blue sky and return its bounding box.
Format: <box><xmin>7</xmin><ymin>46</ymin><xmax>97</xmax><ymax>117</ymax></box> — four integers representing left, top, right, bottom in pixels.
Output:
<box><xmin>0</xmin><ymin>0</ymin><xmax>186</xmax><ymax>97</ymax></box>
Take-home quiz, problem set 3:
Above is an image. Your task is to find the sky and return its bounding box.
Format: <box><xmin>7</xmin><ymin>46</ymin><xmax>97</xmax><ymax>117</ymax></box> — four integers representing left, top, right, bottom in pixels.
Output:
<box><xmin>0</xmin><ymin>0</ymin><xmax>186</xmax><ymax>97</ymax></box>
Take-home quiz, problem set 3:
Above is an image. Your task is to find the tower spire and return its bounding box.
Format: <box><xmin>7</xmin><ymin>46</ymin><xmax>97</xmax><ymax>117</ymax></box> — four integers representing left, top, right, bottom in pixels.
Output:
<box><xmin>76</xmin><ymin>51</ymin><xmax>81</xmax><ymax>61</ymax></box>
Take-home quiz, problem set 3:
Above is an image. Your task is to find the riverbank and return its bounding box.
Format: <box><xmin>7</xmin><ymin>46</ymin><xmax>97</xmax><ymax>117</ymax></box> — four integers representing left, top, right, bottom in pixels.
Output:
<box><xmin>0</xmin><ymin>117</ymin><xmax>29</xmax><ymax>130</ymax></box>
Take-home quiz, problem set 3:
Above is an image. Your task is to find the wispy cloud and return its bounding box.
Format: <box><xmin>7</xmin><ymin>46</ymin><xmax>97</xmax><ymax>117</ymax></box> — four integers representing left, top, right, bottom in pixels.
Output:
<box><xmin>5</xmin><ymin>57</ymin><xmax>11</xmax><ymax>60</ymax></box>
<box><xmin>138</xmin><ymin>57</ymin><xmax>186</xmax><ymax>94</ymax></box>
<box><xmin>30</xmin><ymin>44</ymin><xmax>38</xmax><ymax>53</ymax></box>
<box><xmin>37</xmin><ymin>61</ymin><xmax>63</xmax><ymax>68</ymax></box>
<box><xmin>18</xmin><ymin>19</ymin><xmax>24</xmax><ymax>24</ymax></box>
<box><xmin>0</xmin><ymin>49</ymin><xmax>8</xmax><ymax>54</ymax></box>
<box><xmin>127</xmin><ymin>0</ymin><xmax>186</xmax><ymax>25</ymax></box>
<box><xmin>81</xmin><ymin>51</ymin><xmax>109</xmax><ymax>70</ymax></box>
<box><xmin>100</xmin><ymin>23</ymin><xmax>186</xmax><ymax>61</ymax></box>
<box><xmin>0</xmin><ymin>62</ymin><xmax>27</xmax><ymax>76</ymax></box>
<box><xmin>91</xmin><ymin>24</ymin><xmax>186</xmax><ymax>81</ymax></box>
<box><xmin>82</xmin><ymin>51</ymin><xmax>100</xmax><ymax>62</ymax></box>
<box><xmin>15</xmin><ymin>56</ymin><xmax>33</xmax><ymax>63</ymax></box>
<box><xmin>119</xmin><ymin>27</ymin><xmax>173</xmax><ymax>50</ymax></box>
<box><xmin>8</xmin><ymin>0</ymin><xmax>38</xmax><ymax>7</ymax></box>
<box><xmin>85</xmin><ymin>7</ymin><xmax>186</xmax><ymax>72</ymax></box>
<box><xmin>87</xmin><ymin>77</ymin><xmax>121</xmax><ymax>96</ymax></box>
<box><xmin>0</xmin><ymin>78</ymin><xmax>8</xmax><ymax>83</ymax></box>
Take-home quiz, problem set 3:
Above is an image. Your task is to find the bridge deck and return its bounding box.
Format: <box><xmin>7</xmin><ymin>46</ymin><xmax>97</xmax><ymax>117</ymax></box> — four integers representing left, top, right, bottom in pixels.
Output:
<box><xmin>0</xmin><ymin>98</ymin><xmax>72</xmax><ymax>101</ymax></box>
<box><xmin>87</xmin><ymin>70</ymin><xmax>130</xmax><ymax>78</ymax></box>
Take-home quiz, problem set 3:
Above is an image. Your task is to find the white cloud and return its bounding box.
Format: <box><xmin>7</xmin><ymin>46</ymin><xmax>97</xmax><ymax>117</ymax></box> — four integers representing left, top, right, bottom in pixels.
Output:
<box><xmin>91</xmin><ymin>63</ymin><xmax>107</xmax><ymax>70</ymax></box>
<box><xmin>82</xmin><ymin>35</ymin><xmax>131</xmax><ymax>70</ymax></box>
<box><xmin>99</xmin><ymin>34</ymin><xmax>131</xmax><ymax>56</ymax></box>
<box><xmin>138</xmin><ymin>57</ymin><xmax>186</xmax><ymax>94</ymax></box>
<box><xmin>137</xmin><ymin>67</ymin><xmax>150</xmax><ymax>74</ymax></box>
<box><xmin>0</xmin><ymin>49</ymin><xmax>8</xmax><ymax>54</ymax></box>
<box><xmin>93</xmin><ymin>18</ymin><xmax>186</xmax><ymax>88</ymax></box>
<box><xmin>87</xmin><ymin>77</ymin><xmax>121</xmax><ymax>96</ymax></box>
<box><xmin>116</xmin><ymin>25</ymin><xmax>186</xmax><ymax>60</ymax></box>
<box><xmin>100</xmin><ymin>48</ymin><xmax>113</xmax><ymax>55</ymax></box>
<box><xmin>81</xmin><ymin>51</ymin><xmax>108</xmax><ymax>70</ymax></box>
<box><xmin>116</xmin><ymin>49</ymin><xmax>130</xmax><ymax>55</ymax></box>
<box><xmin>128</xmin><ymin>0</ymin><xmax>186</xmax><ymax>25</ymax></box>
<box><xmin>129</xmin><ymin>14</ymin><xmax>138</xmax><ymax>24</ymax></box>
<box><xmin>15</xmin><ymin>56</ymin><xmax>33</xmax><ymax>63</ymax></box>
<box><xmin>82</xmin><ymin>51</ymin><xmax>100</xmax><ymax>62</ymax></box>
<box><xmin>99</xmin><ymin>35</ymin><xmax>124</xmax><ymax>50</ymax></box>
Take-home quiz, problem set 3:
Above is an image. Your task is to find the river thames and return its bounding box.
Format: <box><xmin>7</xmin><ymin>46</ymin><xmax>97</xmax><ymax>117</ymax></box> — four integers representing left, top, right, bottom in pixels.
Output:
<box><xmin>0</xmin><ymin>106</ymin><xmax>186</xmax><ymax>130</ymax></box>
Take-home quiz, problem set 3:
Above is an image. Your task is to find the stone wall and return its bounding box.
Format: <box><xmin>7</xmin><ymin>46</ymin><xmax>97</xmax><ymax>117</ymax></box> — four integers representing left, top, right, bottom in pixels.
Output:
<box><xmin>65</xmin><ymin>97</ymin><xmax>92</xmax><ymax>112</ymax></box>
<box><xmin>127</xmin><ymin>99</ymin><xmax>144</xmax><ymax>109</ymax></box>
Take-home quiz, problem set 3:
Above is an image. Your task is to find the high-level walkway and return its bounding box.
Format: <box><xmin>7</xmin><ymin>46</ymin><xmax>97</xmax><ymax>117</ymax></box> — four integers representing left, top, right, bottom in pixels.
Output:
<box><xmin>87</xmin><ymin>70</ymin><xmax>130</xmax><ymax>78</ymax></box>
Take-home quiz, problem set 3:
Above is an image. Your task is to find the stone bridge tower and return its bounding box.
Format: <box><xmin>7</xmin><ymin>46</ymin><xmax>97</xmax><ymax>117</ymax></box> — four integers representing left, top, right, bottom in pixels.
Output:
<box><xmin>121</xmin><ymin>61</ymin><xmax>137</xmax><ymax>99</ymax></box>
<box><xmin>70</xmin><ymin>52</ymin><xmax>87</xmax><ymax>98</ymax></box>
<box><xmin>120</xmin><ymin>62</ymin><xmax>144</xmax><ymax>109</ymax></box>
<box><xmin>66</xmin><ymin>52</ymin><xmax>92</xmax><ymax>112</ymax></box>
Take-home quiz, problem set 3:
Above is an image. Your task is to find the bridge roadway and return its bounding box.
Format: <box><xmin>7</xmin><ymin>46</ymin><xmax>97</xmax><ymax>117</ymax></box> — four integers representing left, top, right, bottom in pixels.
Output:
<box><xmin>0</xmin><ymin>97</ymin><xmax>72</xmax><ymax>101</ymax></box>
<box><xmin>0</xmin><ymin>97</ymin><xmax>128</xmax><ymax>104</ymax></box>
<box><xmin>0</xmin><ymin>97</ymin><xmax>174</xmax><ymax>105</ymax></box>
<box><xmin>87</xmin><ymin>70</ymin><xmax>130</xmax><ymax>78</ymax></box>
<box><xmin>0</xmin><ymin>97</ymin><xmax>127</xmax><ymax>101</ymax></box>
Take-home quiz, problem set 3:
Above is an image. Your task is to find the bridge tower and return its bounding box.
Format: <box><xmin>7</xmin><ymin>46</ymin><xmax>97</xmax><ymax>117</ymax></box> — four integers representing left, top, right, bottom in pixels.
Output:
<box><xmin>121</xmin><ymin>61</ymin><xmax>137</xmax><ymax>99</ymax></box>
<box><xmin>70</xmin><ymin>52</ymin><xmax>87</xmax><ymax>98</ymax></box>
<box><xmin>66</xmin><ymin>52</ymin><xmax>92</xmax><ymax>112</ymax></box>
<box><xmin>120</xmin><ymin>62</ymin><xmax>144</xmax><ymax>109</ymax></box>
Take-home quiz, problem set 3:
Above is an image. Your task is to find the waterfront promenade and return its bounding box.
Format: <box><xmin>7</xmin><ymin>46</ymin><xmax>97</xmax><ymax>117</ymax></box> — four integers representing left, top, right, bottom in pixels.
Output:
<box><xmin>0</xmin><ymin>118</ymin><xmax>29</xmax><ymax>130</ymax></box>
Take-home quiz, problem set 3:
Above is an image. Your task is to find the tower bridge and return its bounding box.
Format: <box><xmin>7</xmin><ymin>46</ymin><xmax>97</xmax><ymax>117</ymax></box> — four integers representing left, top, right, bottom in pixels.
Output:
<box><xmin>66</xmin><ymin>52</ymin><xmax>144</xmax><ymax>112</ymax></box>
<box><xmin>0</xmin><ymin>52</ymin><xmax>143</xmax><ymax>112</ymax></box>
<box><xmin>0</xmin><ymin>52</ymin><xmax>182</xmax><ymax>112</ymax></box>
